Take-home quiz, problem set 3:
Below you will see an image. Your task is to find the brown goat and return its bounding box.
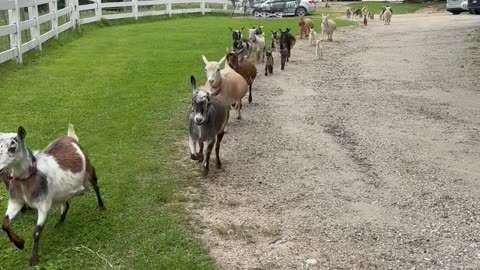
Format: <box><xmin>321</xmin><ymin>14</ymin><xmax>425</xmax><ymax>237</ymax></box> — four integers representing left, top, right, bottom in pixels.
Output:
<box><xmin>298</xmin><ymin>15</ymin><xmax>314</xmax><ymax>39</ymax></box>
<box><xmin>226</xmin><ymin>49</ymin><xmax>257</xmax><ymax>104</ymax></box>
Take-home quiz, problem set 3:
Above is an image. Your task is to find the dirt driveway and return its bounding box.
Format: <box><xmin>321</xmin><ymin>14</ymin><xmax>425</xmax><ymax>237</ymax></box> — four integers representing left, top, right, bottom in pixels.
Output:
<box><xmin>190</xmin><ymin>13</ymin><xmax>480</xmax><ymax>269</ymax></box>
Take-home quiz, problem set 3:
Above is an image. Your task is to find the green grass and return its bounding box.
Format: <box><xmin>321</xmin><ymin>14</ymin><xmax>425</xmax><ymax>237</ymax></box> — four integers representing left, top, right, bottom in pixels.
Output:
<box><xmin>0</xmin><ymin>14</ymin><xmax>351</xmax><ymax>270</ymax></box>
<box><xmin>347</xmin><ymin>2</ymin><xmax>433</xmax><ymax>14</ymax></box>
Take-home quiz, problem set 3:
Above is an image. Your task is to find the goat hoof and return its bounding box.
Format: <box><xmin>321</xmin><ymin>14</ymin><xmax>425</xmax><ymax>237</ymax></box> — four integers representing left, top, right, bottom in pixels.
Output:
<box><xmin>197</xmin><ymin>155</ymin><xmax>204</xmax><ymax>163</ymax></box>
<box><xmin>202</xmin><ymin>169</ymin><xmax>209</xmax><ymax>178</ymax></box>
<box><xmin>190</xmin><ymin>153</ymin><xmax>198</xmax><ymax>160</ymax></box>
<box><xmin>29</xmin><ymin>255</ymin><xmax>38</xmax><ymax>266</ymax></box>
<box><xmin>216</xmin><ymin>162</ymin><xmax>222</xmax><ymax>169</ymax></box>
<box><xmin>98</xmin><ymin>205</ymin><xmax>106</xmax><ymax>211</ymax></box>
<box><xmin>14</xmin><ymin>238</ymin><xmax>25</xmax><ymax>250</ymax></box>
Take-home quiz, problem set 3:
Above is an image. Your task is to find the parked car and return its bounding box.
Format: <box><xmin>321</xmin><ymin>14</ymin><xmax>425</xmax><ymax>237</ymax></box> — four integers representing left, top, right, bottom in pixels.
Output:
<box><xmin>253</xmin><ymin>0</ymin><xmax>315</xmax><ymax>17</ymax></box>
<box><xmin>468</xmin><ymin>0</ymin><xmax>480</xmax><ymax>14</ymax></box>
<box><xmin>446</xmin><ymin>0</ymin><xmax>469</xmax><ymax>14</ymax></box>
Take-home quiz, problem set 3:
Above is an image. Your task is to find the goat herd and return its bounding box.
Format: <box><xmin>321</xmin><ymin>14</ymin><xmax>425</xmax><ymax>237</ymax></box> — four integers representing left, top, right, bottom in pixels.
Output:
<box><xmin>0</xmin><ymin>8</ymin><xmax>394</xmax><ymax>267</ymax></box>
<box><xmin>188</xmin><ymin>14</ymin><xmax>339</xmax><ymax>179</ymax></box>
<box><xmin>346</xmin><ymin>5</ymin><xmax>394</xmax><ymax>26</ymax></box>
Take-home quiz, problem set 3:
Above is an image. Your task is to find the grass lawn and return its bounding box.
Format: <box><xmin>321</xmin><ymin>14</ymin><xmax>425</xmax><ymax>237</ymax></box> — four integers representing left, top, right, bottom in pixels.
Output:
<box><xmin>0</xmin><ymin>14</ymin><xmax>352</xmax><ymax>270</ymax></box>
<box><xmin>347</xmin><ymin>2</ymin><xmax>433</xmax><ymax>14</ymax></box>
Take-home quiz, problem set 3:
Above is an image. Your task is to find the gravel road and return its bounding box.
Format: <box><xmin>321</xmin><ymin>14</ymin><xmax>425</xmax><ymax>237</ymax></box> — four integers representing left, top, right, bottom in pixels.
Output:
<box><xmin>189</xmin><ymin>13</ymin><xmax>480</xmax><ymax>269</ymax></box>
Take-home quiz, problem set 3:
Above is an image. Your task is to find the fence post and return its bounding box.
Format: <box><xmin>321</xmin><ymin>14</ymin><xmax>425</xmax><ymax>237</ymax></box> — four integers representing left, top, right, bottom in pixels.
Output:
<box><xmin>167</xmin><ymin>1</ymin><xmax>172</xmax><ymax>17</ymax></box>
<box><xmin>30</xmin><ymin>0</ymin><xmax>42</xmax><ymax>51</ymax></box>
<box><xmin>223</xmin><ymin>0</ymin><xmax>227</xmax><ymax>11</ymax></box>
<box><xmin>95</xmin><ymin>0</ymin><xmax>102</xmax><ymax>21</ymax></box>
<box><xmin>9</xmin><ymin>0</ymin><xmax>22</xmax><ymax>64</ymax></box>
<box><xmin>201</xmin><ymin>1</ymin><xmax>205</xmax><ymax>15</ymax></box>
<box><xmin>133</xmin><ymin>0</ymin><xmax>138</xmax><ymax>19</ymax></box>
<box><xmin>50</xmin><ymin>0</ymin><xmax>59</xmax><ymax>38</ymax></box>
<box><xmin>74</xmin><ymin>0</ymin><xmax>80</xmax><ymax>27</ymax></box>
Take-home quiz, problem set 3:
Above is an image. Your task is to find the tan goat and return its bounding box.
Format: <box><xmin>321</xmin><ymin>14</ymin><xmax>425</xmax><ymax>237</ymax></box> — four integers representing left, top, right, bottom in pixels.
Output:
<box><xmin>202</xmin><ymin>55</ymin><xmax>248</xmax><ymax>120</ymax></box>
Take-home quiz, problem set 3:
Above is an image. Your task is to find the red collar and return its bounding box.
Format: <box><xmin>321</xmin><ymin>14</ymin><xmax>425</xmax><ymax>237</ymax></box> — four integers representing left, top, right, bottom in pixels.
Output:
<box><xmin>7</xmin><ymin>157</ymin><xmax>37</xmax><ymax>182</ymax></box>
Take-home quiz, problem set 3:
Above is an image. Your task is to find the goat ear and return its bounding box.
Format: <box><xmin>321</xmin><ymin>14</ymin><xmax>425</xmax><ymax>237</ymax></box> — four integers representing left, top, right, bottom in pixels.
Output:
<box><xmin>17</xmin><ymin>126</ymin><xmax>26</xmax><ymax>141</ymax></box>
<box><xmin>202</xmin><ymin>55</ymin><xmax>208</xmax><ymax>65</ymax></box>
<box><xmin>190</xmin><ymin>75</ymin><xmax>196</xmax><ymax>94</ymax></box>
<box><xmin>286</xmin><ymin>28</ymin><xmax>290</xmax><ymax>32</ymax></box>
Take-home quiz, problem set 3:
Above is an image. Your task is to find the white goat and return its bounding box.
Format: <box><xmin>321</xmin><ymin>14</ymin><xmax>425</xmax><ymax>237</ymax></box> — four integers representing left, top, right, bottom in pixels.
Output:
<box><xmin>314</xmin><ymin>40</ymin><xmax>323</xmax><ymax>60</ymax></box>
<box><xmin>202</xmin><ymin>55</ymin><xmax>248</xmax><ymax>120</ymax></box>
<box><xmin>309</xmin><ymin>27</ymin><xmax>318</xmax><ymax>46</ymax></box>
<box><xmin>321</xmin><ymin>14</ymin><xmax>337</xmax><ymax>42</ymax></box>
<box><xmin>248</xmin><ymin>28</ymin><xmax>266</xmax><ymax>63</ymax></box>
<box><xmin>384</xmin><ymin>8</ymin><xmax>392</xmax><ymax>25</ymax></box>
<box><xmin>0</xmin><ymin>125</ymin><xmax>105</xmax><ymax>266</ymax></box>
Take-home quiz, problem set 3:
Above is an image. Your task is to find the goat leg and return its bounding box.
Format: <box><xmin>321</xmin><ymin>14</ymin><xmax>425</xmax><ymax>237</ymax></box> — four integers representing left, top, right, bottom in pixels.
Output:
<box><xmin>29</xmin><ymin>204</ymin><xmax>49</xmax><ymax>266</ymax></box>
<box><xmin>236</xmin><ymin>101</ymin><xmax>242</xmax><ymax>120</ymax></box>
<box><xmin>55</xmin><ymin>202</ymin><xmax>70</xmax><ymax>227</ymax></box>
<box><xmin>89</xmin><ymin>166</ymin><xmax>106</xmax><ymax>210</ymax></box>
<box><xmin>215</xmin><ymin>131</ymin><xmax>225</xmax><ymax>169</ymax></box>
<box><xmin>203</xmin><ymin>140</ymin><xmax>215</xmax><ymax>177</ymax></box>
<box><xmin>248</xmin><ymin>84</ymin><xmax>253</xmax><ymax>104</ymax></box>
<box><xmin>2</xmin><ymin>200</ymin><xmax>25</xmax><ymax>249</ymax></box>
<box><xmin>197</xmin><ymin>142</ymin><xmax>204</xmax><ymax>163</ymax></box>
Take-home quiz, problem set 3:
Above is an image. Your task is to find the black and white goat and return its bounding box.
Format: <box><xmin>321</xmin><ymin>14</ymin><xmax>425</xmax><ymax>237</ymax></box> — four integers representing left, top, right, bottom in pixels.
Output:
<box><xmin>188</xmin><ymin>75</ymin><xmax>229</xmax><ymax>177</ymax></box>
<box><xmin>0</xmin><ymin>124</ymin><xmax>105</xmax><ymax>266</ymax></box>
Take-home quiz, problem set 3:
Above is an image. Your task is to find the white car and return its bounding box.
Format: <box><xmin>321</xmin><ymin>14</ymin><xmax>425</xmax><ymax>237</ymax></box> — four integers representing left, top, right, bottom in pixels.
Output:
<box><xmin>446</xmin><ymin>0</ymin><xmax>469</xmax><ymax>14</ymax></box>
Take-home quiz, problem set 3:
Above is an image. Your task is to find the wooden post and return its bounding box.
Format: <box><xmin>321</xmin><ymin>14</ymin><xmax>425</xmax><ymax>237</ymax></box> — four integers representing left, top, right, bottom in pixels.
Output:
<box><xmin>167</xmin><ymin>1</ymin><xmax>172</xmax><ymax>16</ymax></box>
<box><xmin>50</xmin><ymin>0</ymin><xmax>59</xmax><ymax>38</ymax></box>
<box><xmin>10</xmin><ymin>0</ymin><xmax>22</xmax><ymax>63</ymax></box>
<box><xmin>223</xmin><ymin>0</ymin><xmax>227</xmax><ymax>11</ymax></box>
<box><xmin>31</xmin><ymin>0</ymin><xmax>42</xmax><ymax>51</ymax></box>
<box><xmin>96</xmin><ymin>0</ymin><xmax>102</xmax><ymax>21</ymax></box>
<box><xmin>201</xmin><ymin>1</ymin><xmax>205</xmax><ymax>15</ymax></box>
<box><xmin>133</xmin><ymin>0</ymin><xmax>138</xmax><ymax>19</ymax></box>
<box><xmin>73</xmin><ymin>0</ymin><xmax>80</xmax><ymax>27</ymax></box>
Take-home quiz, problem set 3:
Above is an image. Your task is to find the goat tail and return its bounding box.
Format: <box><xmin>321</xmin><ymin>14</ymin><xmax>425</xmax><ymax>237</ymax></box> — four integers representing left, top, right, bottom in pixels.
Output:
<box><xmin>67</xmin><ymin>123</ymin><xmax>79</xmax><ymax>142</ymax></box>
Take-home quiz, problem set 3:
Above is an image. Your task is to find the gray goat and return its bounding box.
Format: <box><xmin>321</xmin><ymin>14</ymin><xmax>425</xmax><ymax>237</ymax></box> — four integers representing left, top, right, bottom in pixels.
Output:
<box><xmin>188</xmin><ymin>75</ymin><xmax>229</xmax><ymax>177</ymax></box>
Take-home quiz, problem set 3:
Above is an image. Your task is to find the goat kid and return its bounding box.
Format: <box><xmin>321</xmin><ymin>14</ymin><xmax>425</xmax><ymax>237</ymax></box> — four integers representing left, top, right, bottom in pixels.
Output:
<box><xmin>264</xmin><ymin>50</ymin><xmax>274</xmax><ymax>76</ymax></box>
<box><xmin>189</xmin><ymin>75</ymin><xmax>229</xmax><ymax>177</ymax></box>
<box><xmin>314</xmin><ymin>40</ymin><xmax>323</xmax><ymax>60</ymax></box>
<box><xmin>226</xmin><ymin>48</ymin><xmax>257</xmax><ymax>104</ymax></box>
<box><xmin>309</xmin><ymin>27</ymin><xmax>317</xmax><ymax>46</ymax></box>
<box><xmin>248</xmin><ymin>27</ymin><xmax>266</xmax><ymax>63</ymax></box>
<box><xmin>0</xmin><ymin>125</ymin><xmax>105</xmax><ymax>266</ymax></box>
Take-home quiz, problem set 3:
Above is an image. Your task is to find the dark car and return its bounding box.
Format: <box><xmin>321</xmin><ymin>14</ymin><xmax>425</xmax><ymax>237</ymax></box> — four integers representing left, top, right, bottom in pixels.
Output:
<box><xmin>468</xmin><ymin>0</ymin><xmax>480</xmax><ymax>14</ymax></box>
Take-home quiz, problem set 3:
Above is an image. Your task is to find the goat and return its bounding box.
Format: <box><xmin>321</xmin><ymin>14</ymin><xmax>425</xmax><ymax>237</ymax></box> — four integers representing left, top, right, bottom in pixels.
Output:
<box><xmin>264</xmin><ymin>50</ymin><xmax>274</xmax><ymax>76</ymax></box>
<box><xmin>346</xmin><ymin>8</ymin><xmax>352</xmax><ymax>19</ymax></box>
<box><xmin>229</xmin><ymin>27</ymin><xmax>251</xmax><ymax>59</ymax></box>
<box><xmin>252</xmin><ymin>25</ymin><xmax>264</xmax><ymax>36</ymax></box>
<box><xmin>271</xmin><ymin>30</ymin><xmax>281</xmax><ymax>57</ymax></box>
<box><xmin>321</xmin><ymin>14</ymin><xmax>337</xmax><ymax>42</ymax></box>
<box><xmin>363</xmin><ymin>14</ymin><xmax>368</xmax><ymax>26</ymax></box>
<box><xmin>353</xmin><ymin>8</ymin><xmax>362</xmax><ymax>19</ymax></box>
<box><xmin>298</xmin><ymin>15</ymin><xmax>314</xmax><ymax>39</ymax></box>
<box><xmin>309</xmin><ymin>27</ymin><xmax>317</xmax><ymax>46</ymax></box>
<box><xmin>188</xmin><ymin>75</ymin><xmax>229</xmax><ymax>177</ymax></box>
<box><xmin>0</xmin><ymin>125</ymin><xmax>105</xmax><ymax>266</ymax></box>
<box><xmin>226</xmin><ymin>48</ymin><xmax>257</xmax><ymax>104</ymax></box>
<box><xmin>248</xmin><ymin>27</ymin><xmax>266</xmax><ymax>62</ymax></box>
<box><xmin>202</xmin><ymin>55</ymin><xmax>248</xmax><ymax>120</ymax></box>
<box><xmin>279</xmin><ymin>28</ymin><xmax>294</xmax><ymax>70</ymax></box>
<box><xmin>384</xmin><ymin>8</ymin><xmax>392</xmax><ymax>25</ymax></box>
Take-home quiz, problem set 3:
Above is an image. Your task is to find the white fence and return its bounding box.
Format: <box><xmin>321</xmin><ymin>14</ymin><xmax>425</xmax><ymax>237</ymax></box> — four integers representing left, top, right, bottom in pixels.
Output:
<box><xmin>0</xmin><ymin>0</ymin><xmax>237</xmax><ymax>64</ymax></box>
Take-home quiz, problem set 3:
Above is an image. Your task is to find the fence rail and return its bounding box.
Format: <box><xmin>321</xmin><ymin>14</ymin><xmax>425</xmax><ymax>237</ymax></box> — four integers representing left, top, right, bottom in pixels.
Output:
<box><xmin>0</xmin><ymin>0</ymin><xmax>239</xmax><ymax>64</ymax></box>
